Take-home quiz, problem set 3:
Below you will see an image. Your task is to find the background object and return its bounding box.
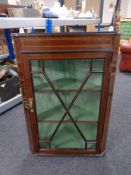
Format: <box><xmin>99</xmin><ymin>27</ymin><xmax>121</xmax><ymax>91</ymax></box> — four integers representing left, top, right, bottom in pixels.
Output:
<box><xmin>8</xmin><ymin>8</ymin><xmax>41</xmax><ymax>17</ymax></box>
<box><xmin>119</xmin><ymin>42</ymin><xmax>131</xmax><ymax>72</ymax></box>
<box><xmin>120</xmin><ymin>19</ymin><xmax>131</xmax><ymax>40</ymax></box>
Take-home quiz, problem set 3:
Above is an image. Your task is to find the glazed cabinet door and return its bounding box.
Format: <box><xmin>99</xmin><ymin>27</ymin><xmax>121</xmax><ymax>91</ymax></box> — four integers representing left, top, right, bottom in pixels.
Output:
<box><xmin>22</xmin><ymin>52</ymin><xmax>112</xmax><ymax>155</ymax></box>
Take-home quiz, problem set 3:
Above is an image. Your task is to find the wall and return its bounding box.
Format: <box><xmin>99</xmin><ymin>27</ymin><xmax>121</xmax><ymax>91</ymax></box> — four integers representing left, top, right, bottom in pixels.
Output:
<box><xmin>121</xmin><ymin>0</ymin><xmax>129</xmax><ymax>18</ymax></box>
<box><xmin>126</xmin><ymin>0</ymin><xmax>131</xmax><ymax>17</ymax></box>
<box><xmin>19</xmin><ymin>0</ymin><xmax>57</xmax><ymax>7</ymax></box>
<box><xmin>102</xmin><ymin>0</ymin><xmax>117</xmax><ymax>23</ymax></box>
<box><xmin>102</xmin><ymin>0</ymin><xmax>131</xmax><ymax>23</ymax></box>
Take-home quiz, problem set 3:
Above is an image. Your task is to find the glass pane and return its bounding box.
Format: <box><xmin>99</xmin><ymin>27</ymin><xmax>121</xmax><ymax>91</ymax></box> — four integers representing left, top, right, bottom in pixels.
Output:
<box><xmin>30</xmin><ymin>59</ymin><xmax>104</xmax><ymax>150</ymax></box>
<box><xmin>38</xmin><ymin>118</ymin><xmax>97</xmax><ymax>150</ymax></box>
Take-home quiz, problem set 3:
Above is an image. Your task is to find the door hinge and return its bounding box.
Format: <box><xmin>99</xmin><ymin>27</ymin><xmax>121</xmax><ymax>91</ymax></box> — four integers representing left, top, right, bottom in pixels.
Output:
<box><xmin>23</xmin><ymin>98</ymin><xmax>34</xmax><ymax>112</ymax></box>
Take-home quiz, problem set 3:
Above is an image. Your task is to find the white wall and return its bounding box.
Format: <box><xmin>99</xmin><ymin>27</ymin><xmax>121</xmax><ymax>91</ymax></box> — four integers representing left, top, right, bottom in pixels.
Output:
<box><xmin>102</xmin><ymin>0</ymin><xmax>131</xmax><ymax>23</ymax></box>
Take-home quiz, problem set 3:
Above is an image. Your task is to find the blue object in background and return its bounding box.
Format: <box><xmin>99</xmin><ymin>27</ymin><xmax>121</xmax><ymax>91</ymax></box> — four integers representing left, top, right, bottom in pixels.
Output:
<box><xmin>31</xmin><ymin>27</ymin><xmax>35</xmax><ymax>33</ymax></box>
<box><xmin>42</xmin><ymin>8</ymin><xmax>58</xmax><ymax>18</ymax></box>
<box><xmin>4</xmin><ymin>29</ymin><xmax>15</xmax><ymax>60</ymax></box>
<box><xmin>98</xmin><ymin>20</ymin><xmax>102</xmax><ymax>32</ymax></box>
<box><xmin>42</xmin><ymin>8</ymin><xmax>51</xmax><ymax>18</ymax></box>
<box><xmin>46</xmin><ymin>18</ymin><xmax>53</xmax><ymax>33</ymax></box>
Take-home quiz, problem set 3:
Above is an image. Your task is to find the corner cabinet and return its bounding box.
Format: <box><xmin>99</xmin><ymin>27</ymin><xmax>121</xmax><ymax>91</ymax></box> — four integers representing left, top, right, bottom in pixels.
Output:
<box><xmin>14</xmin><ymin>33</ymin><xmax>120</xmax><ymax>155</ymax></box>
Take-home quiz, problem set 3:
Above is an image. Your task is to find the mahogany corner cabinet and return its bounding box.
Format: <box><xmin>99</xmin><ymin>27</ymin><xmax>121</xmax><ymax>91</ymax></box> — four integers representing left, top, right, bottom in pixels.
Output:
<box><xmin>14</xmin><ymin>32</ymin><xmax>120</xmax><ymax>156</ymax></box>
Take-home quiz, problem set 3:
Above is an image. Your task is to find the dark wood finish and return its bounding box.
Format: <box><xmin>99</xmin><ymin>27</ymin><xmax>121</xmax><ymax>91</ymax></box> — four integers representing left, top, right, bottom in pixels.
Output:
<box><xmin>13</xmin><ymin>32</ymin><xmax>120</xmax><ymax>155</ymax></box>
<box><xmin>14</xmin><ymin>33</ymin><xmax>115</xmax><ymax>52</ymax></box>
<box><xmin>100</xmin><ymin>35</ymin><xmax>120</xmax><ymax>152</ymax></box>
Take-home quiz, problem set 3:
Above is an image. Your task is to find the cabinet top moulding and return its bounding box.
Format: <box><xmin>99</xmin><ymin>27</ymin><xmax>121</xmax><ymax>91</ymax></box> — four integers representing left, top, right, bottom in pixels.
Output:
<box><xmin>13</xmin><ymin>32</ymin><xmax>120</xmax><ymax>55</ymax></box>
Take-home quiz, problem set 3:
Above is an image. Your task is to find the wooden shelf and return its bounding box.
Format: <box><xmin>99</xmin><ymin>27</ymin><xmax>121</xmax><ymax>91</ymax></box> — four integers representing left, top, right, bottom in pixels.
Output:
<box><xmin>33</xmin><ymin>75</ymin><xmax>102</xmax><ymax>92</ymax></box>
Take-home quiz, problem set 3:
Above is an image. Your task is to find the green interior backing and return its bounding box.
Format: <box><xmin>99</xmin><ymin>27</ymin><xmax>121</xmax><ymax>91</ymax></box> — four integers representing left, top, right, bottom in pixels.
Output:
<box><xmin>30</xmin><ymin>59</ymin><xmax>104</xmax><ymax>150</ymax></box>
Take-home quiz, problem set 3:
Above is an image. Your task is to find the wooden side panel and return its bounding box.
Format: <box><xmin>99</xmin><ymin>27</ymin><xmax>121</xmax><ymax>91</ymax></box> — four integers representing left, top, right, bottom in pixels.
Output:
<box><xmin>14</xmin><ymin>38</ymin><xmax>39</xmax><ymax>153</ymax></box>
<box><xmin>100</xmin><ymin>35</ymin><xmax>120</xmax><ymax>153</ymax></box>
<box><xmin>96</xmin><ymin>54</ymin><xmax>112</xmax><ymax>154</ymax></box>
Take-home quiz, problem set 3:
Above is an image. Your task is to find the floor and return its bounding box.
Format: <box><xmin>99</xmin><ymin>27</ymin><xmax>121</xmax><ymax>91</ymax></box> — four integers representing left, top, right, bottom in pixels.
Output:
<box><xmin>0</xmin><ymin>70</ymin><xmax>131</xmax><ymax>175</ymax></box>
